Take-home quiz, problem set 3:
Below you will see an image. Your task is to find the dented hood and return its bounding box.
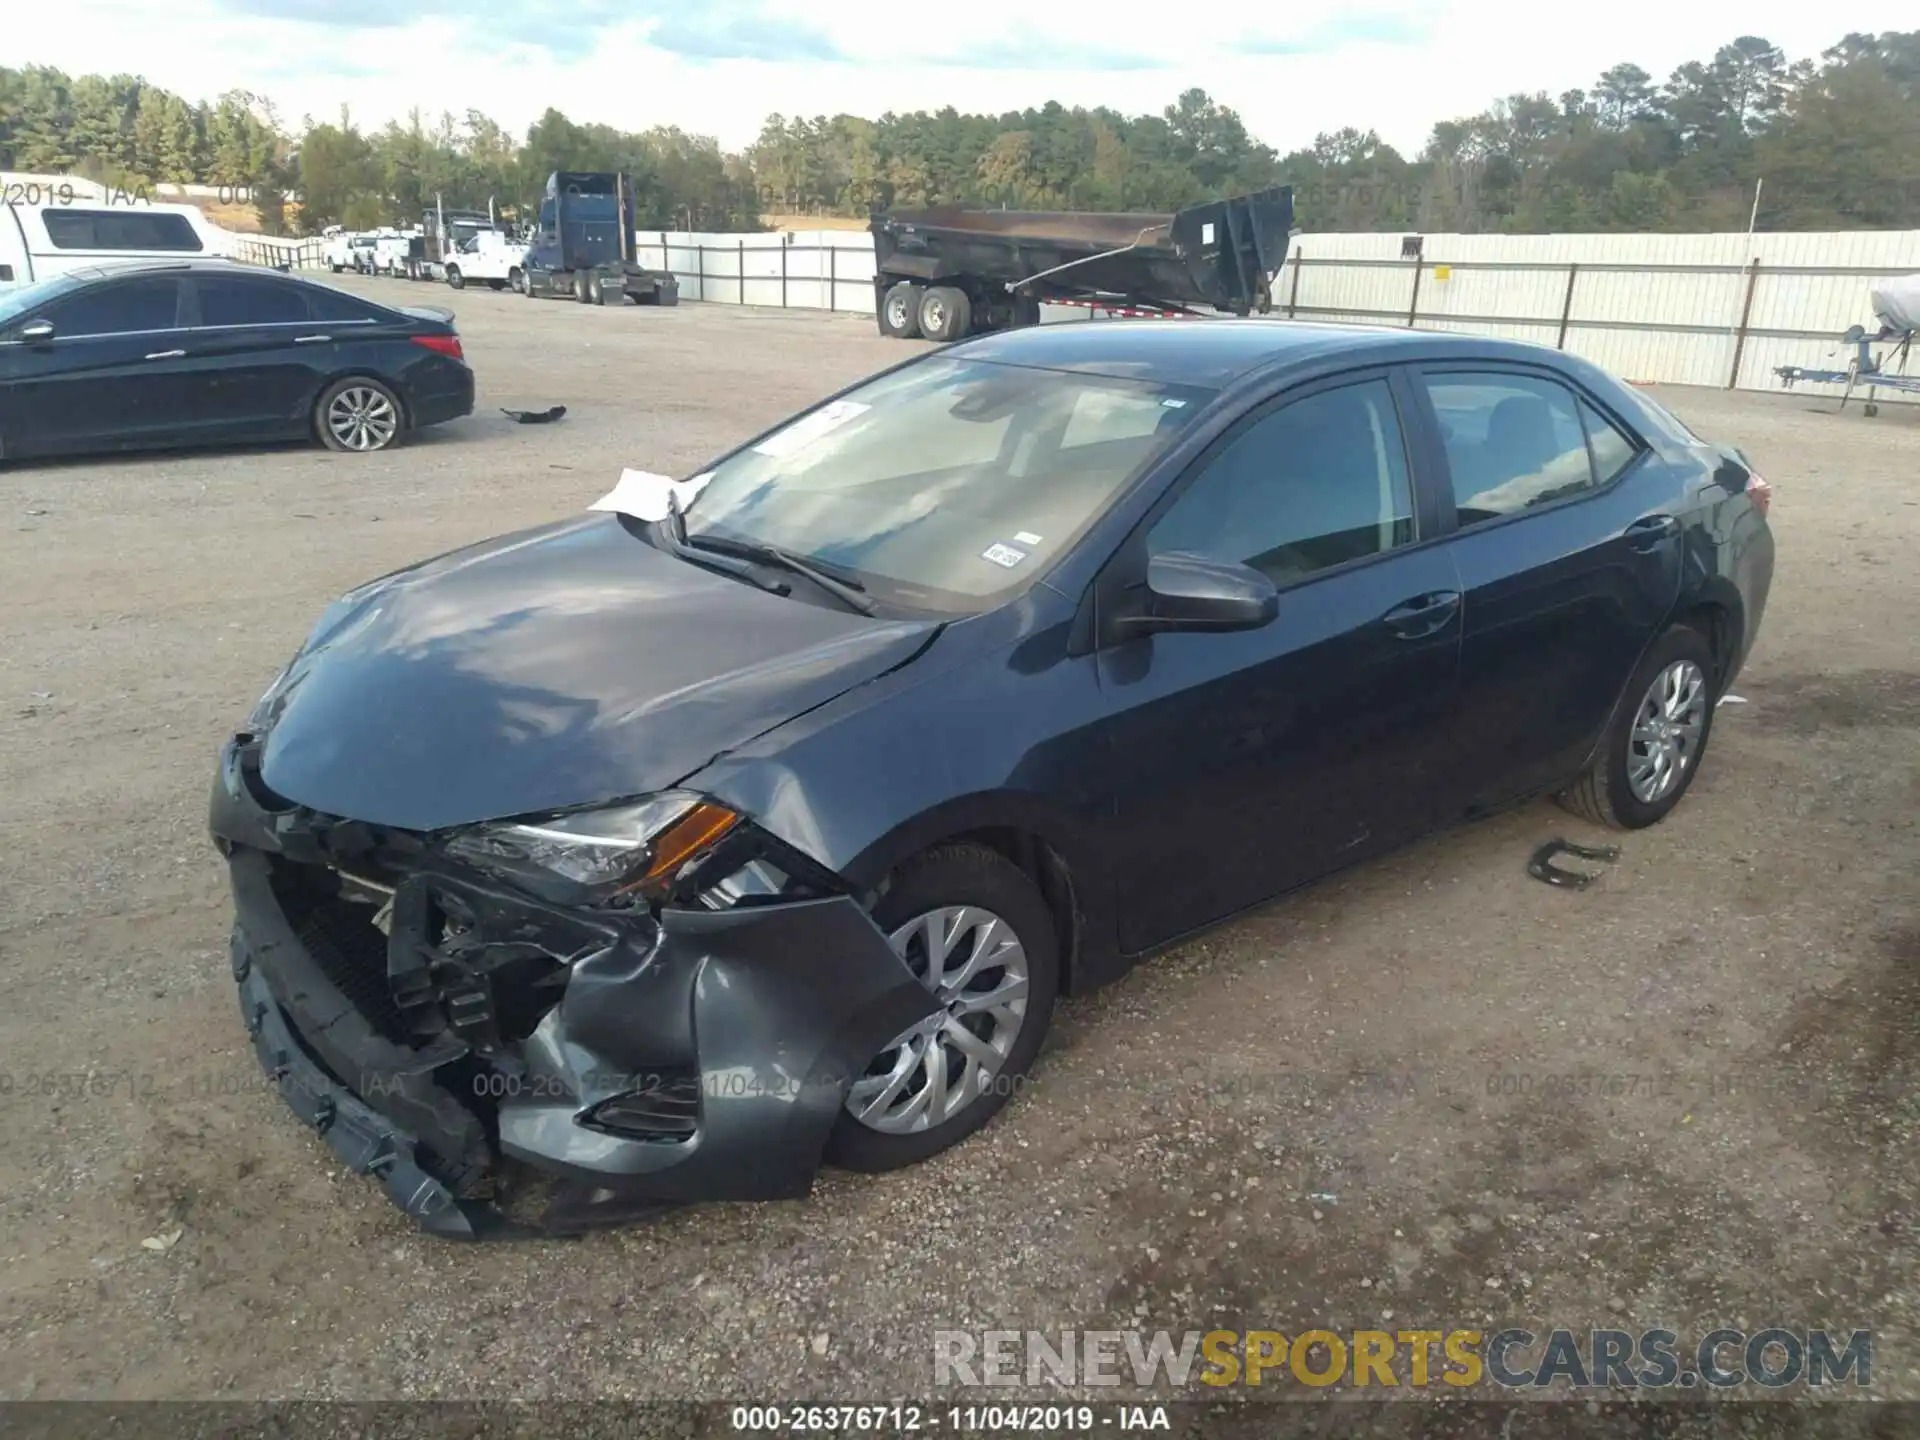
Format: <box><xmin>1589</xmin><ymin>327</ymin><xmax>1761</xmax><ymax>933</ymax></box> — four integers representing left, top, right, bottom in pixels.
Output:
<box><xmin>252</xmin><ymin>513</ymin><xmax>938</xmax><ymax>832</ymax></box>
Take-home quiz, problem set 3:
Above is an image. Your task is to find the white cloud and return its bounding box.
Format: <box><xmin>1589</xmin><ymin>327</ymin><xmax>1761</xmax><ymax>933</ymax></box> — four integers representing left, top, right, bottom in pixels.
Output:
<box><xmin>22</xmin><ymin>0</ymin><xmax>1851</xmax><ymax>157</ymax></box>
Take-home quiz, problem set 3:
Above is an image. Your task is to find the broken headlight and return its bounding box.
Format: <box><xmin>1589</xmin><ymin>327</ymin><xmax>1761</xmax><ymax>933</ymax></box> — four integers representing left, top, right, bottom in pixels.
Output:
<box><xmin>443</xmin><ymin>792</ymin><xmax>740</xmax><ymax>905</ymax></box>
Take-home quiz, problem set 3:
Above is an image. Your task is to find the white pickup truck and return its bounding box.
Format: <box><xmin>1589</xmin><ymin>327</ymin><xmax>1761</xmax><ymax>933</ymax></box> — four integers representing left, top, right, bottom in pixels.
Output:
<box><xmin>441</xmin><ymin>229</ymin><xmax>530</xmax><ymax>292</ymax></box>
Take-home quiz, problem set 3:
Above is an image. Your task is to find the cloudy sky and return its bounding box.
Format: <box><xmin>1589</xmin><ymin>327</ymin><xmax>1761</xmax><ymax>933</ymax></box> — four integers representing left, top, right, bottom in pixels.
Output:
<box><xmin>26</xmin><ymin>1</ymin><xmax>1847</xmax><ymax>154</ymax></box>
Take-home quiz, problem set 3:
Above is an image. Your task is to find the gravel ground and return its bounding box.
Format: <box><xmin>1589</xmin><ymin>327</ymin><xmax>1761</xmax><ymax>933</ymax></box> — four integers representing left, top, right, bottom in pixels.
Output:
<box><xmin>0</xmin><ymin>277</ymin><xmax>1915</xmax><ymax>1404</ymax></box>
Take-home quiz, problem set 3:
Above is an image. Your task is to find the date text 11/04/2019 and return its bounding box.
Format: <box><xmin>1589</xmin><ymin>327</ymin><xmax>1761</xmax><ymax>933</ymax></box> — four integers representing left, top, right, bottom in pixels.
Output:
<box><xmin>729</xmin><ymin>1405</ymin><xmax>1170</xmax><ymax>1432</ymax></box>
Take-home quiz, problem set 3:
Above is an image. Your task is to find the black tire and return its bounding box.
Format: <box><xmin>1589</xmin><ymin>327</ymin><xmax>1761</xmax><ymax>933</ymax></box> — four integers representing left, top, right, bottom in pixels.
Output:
<box><xmin>880</xmin><ymin>280</ymin><xmax>922</xmax><ymax>339</ymax></box>
<box><xmin>573</xmin><ymin>271</ymin><xmax>591</xmax><ymax>304</ymax></box>
<box><xmin>508</xmin><ymin>267</ymin><xmax>525</xmax><ymax>294</ymax></box>
<box><xmin>1558</xmin><ymin>623</ymin><xmax>1718</xmax><ymax>829</ymax></box>
<box><xmin>487</xmin><ymin>278</ymin><xmax>505</xmax><ymax>291</ymax></box>
<box><xmin>587</xmin><ymin>273</ymin><xmax>605</xmax><ymax>306</ymax></box>
<box><xmin>444</xmin><ymin>266</ymin><xmax>464</xmax><ymax>290</ymax></box>
<box><xmin>314</xmin><ymin>375</ymin><xmax>406</xmax><ymax>454</ymax></box>
<box><xmin>1011</xmin><ymin>293</ymin><xmax>1042</xmax><ymax>329</ymax></box>
<box><xmin>917</xmin><ymin>285</ymin><xmax>971</xmax><ymax>343</ymax></box>
<box><xmin>329</xmin><ymin>263</ymin><xmax>343</xmax><ymax>274</ymax></box>
<box><xmin>824</xmin><ymin>843</ymin><xmax>1059</xmax><ymax>1173</ymax></box>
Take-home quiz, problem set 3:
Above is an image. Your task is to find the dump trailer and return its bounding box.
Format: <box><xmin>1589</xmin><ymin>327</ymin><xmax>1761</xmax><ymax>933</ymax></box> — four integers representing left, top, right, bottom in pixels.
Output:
<box><xmin>521</xmin><ymin>171</ymin><xmax>680</xmax><ymax>306</ymax></box>
<box><xmin>869</xmin><ymin>186</ymin><xmax>1295</xmax><ymax>342</ymax></box>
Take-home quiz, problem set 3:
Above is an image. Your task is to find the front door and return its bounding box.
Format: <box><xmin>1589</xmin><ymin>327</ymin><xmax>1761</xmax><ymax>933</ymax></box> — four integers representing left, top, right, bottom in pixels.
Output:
<box><xmin>1096</xmin><ymin>372</ymin><xmax>1465</xmax><ymax>954</ymax></box>
<box><xmin>0</xmin><ymin>274</ymin><xmax>189</xmax><ymax>455</ymax></box>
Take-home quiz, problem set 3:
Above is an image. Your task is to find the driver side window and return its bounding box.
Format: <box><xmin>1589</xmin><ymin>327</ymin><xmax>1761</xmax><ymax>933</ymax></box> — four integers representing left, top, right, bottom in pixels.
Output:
<box><xmin>1148</xmin><ymin>378</ymin><xmax>1416</xmax><ymax>585</ymax></box>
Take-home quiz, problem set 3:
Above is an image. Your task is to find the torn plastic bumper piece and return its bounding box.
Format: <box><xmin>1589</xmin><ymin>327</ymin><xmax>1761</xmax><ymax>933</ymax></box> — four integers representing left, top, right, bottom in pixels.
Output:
<box><xmin>212</xmin><ymin>741</ymin><xmax>941</xmax><ymax>1236</ymax></box>
<box><xmin>1527</xmin><ymin>837</ymin><xmax>1622</xmax><ymax>890</ymax></box>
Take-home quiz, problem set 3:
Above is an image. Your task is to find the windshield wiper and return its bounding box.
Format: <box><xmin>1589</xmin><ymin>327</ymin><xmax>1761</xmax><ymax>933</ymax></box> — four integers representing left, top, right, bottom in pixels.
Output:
<box><xmin>681</xmin><ymin>531</ymin><xmax>878</xmax><ymax>616</ymax></box>
<box><xmin>649</xmin><ymin>496</ymin><xmax>791</xmax><ymax>598</ymax></box>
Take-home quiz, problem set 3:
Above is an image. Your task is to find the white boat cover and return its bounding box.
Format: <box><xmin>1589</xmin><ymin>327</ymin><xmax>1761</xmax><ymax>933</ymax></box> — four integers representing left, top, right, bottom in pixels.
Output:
<box><xmin>1871</xmin><ymin>274</ymin><xmax>1920</xmax><ymax>334</ymax></box>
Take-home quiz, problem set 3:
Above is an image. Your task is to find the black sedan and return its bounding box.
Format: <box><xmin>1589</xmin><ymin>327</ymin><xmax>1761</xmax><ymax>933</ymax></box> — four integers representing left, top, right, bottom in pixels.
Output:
<box><xmin>209</xmin><ymin>320</ymin><xmax>1774</xmax><ymax>1236</ymax></box>
<box><xmin>0</xmin><ymin>260</ymin><xmax>473</xmax><ymax>460</ymax></box>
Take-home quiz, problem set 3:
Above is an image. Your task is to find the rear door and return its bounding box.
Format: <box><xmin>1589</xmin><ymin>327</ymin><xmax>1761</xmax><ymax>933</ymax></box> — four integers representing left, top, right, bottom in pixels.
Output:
<box><xmin>177</xmin><ymin>272</ymin><xmax>328</xmax><ymax>441</ymax></box>
<box><xmin>1411</xmin><ymin>364</ymin><xmax>1683</xmax><ymax>813</ymax></box>
<box><xmin>0</xmin><ymin>274</ymin><xmax>190</xmax><ymax>455</ymax></box>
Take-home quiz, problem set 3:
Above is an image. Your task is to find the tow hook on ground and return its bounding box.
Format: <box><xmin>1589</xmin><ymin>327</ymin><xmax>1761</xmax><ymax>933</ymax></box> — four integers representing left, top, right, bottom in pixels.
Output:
<box><xmin>1528</xmin><ymin>838</ymin><xmax>1622</xmax><ymax>890</ymax></box>
<box><xmin>501</xmin><ymin>406</ymin><xmax>568</xmax><ymax>424</ymax></box>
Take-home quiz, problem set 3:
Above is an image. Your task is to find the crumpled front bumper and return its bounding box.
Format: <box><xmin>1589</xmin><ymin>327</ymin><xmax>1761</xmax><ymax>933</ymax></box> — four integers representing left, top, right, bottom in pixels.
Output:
<box><xmin>211</xmin><ymin>736</ymin><xmax>940</xmax><ymax>1237</ymax></box>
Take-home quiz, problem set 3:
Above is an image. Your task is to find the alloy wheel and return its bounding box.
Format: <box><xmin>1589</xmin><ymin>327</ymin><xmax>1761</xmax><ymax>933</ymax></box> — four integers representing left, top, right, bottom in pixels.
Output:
<box><xmin>845</xmin><ymin>906</ymin><xmax>1030</xmax><ymax>1134</ymax></box>
<box><xmin>1627</xmin><ymin>658</ymin><xmax>1707</xmax><ymax>804</ymax></box>
<box><xmin>325</xmin><ymin>386</ymin><xmax>399</xmax><ymax>452</ymax></box>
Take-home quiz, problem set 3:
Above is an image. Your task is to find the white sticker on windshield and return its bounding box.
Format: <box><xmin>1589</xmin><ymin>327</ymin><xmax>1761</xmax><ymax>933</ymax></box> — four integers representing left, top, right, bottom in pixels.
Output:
<box><xmin>1161</xmin><ymin>398</ymin><xmax>1188</xmax><ymax>408</ymax></box>
<box><xmin>750</xmin><ymin>399</ymin><xmax>870</xmax><ymax>458</ymax></box>
<box><xmin>589</xmin><ymin>469</ymin><xmax>713</xmax><ymax>522</ymax></box>
<box><xmin>1013</xmin><ymin>531</ymin><xmax>1043</xmax><ymax>546</ymax></box>
<box><xmin>981</xmin><ymin>543</ymin><xmax>1028</xmax><ymax>569</ymax></box>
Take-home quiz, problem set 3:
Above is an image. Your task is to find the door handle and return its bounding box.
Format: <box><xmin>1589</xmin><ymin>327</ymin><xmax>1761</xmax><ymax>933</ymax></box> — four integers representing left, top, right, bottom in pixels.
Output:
<box><xmin>1381</xmin><ymin>591</ymin><xmax>1461</xmax><ymax>638</ymax></box>
<box><xmin>1625</xmin><ymin>513</ymin><xmax>1681</xmax><ymax>551</ymax></box>
<box><xmin>144</xmin><ymin>348</ymin><xmax>185</xmax><ymax>360</ymax></box>
<box><xmin>293</xmin><ymin>334</ymin><xmax>332</xmax><ymax>344</ymax></box>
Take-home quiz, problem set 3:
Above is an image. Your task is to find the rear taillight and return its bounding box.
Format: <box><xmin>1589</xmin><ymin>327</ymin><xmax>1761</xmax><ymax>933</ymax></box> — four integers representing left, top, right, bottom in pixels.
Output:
<box><xmin>411</xmin><ymin>333</ymin><xmax>464</xmax><ymax>361</ymax></box>
<box><xmin>1746</xmin><ymin>474</ymin><xmax>1771</xmax><ymax>518</ymax></box>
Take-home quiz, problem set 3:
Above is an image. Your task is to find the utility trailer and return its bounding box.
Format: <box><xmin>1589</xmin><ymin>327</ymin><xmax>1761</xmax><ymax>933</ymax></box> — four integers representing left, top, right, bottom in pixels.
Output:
<box><xmin>520</xmin><ymin>171</ymin><xmax>681</xmax><ymax>307</ymax></box>
<box><xmin>869</xmin><ymin>186</ymin><xmax>1295</xmax><ymax>342</ymax></box>
<box><xmin>1775</xmin><ymin>275</ymin><xmax>1919</xmax><ymax>417</ymax></box>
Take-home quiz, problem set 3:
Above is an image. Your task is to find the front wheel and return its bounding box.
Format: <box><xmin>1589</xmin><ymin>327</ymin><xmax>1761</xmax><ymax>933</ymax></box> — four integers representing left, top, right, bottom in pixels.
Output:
<box><xmin>315</xmin><ymin>376</ymin><xmax>404</xmax><ymax>453</ymax></box>
<box><xmin>508</xmin><ymin>267</ymin><xmax>525</xmax><ymax>294</ymax></box>
<box><xmin>1558</xmin><ymin>623</ymin><xmax>1718</xmax><ymax>829</ymax></box>
<box><xmin>825</xmin><ymin>843</ymin><xmax>1058</xmax><ymax>1173</ymax></box>
<box><xmin>444</xmin><ymin>266</ymin><xmax>464</xmax><ymax>290</ymax></box>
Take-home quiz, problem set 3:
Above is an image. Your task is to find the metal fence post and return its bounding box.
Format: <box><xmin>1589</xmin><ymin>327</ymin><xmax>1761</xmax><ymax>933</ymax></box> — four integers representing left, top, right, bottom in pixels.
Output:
<box><xmin>739</xmin><ymin>239</ymin><xmax>746</xmax><ymax>305</ymax></box>
<box><xmin>781</xmin><ymin>238</ymin><xmax>788</xmax><ymax>310</ymax></box>
<box><xmin>696</xmin><ymin>244</ymin><xmax>706</xmax><ymax>301</ymax></box>
<box><xmin>1287</xmin><ymin>244</ymin><xmax>1302</xmax><ymax>319</ymax></box>
<box><xmin>1727</xmin><ymin>258</ymin><xmax>1761</xmax><ymax>390</ymax></box>
<box><xmin>828</xmin><ymin>244</ymin><xmax>837</xmax><ymax>313</ymax></box>
<box><xmin>1556</xmin><ymin>263</ymin><xmax>1579</xmax><ymax>350</ymax></box>
<box><xmin>1406</xmin><ymin>256</ymin><xmax>1425</xmax><ymax>328</ymax></box>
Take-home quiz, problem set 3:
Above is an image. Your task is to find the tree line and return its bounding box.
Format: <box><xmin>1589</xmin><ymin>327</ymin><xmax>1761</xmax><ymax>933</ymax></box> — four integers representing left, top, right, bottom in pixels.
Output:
<box><xmin>2</xmin><ymin>29</ymin><xmax>1915</xmax><ymax>236</ymax></box>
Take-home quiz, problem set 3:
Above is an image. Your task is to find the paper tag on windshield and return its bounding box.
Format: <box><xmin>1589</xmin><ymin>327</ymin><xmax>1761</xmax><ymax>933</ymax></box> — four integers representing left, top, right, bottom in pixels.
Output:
<box><xmin>589</xmin><ymin>469</ymin><xmax>713</xmax><ymax>522</ymax></box>
<box><xmin>981</xmin><ymin>543</ymin><xmax>1027</xmax><ymax>569</ymax></box>
<box><xmin>1013</xmin><ymin>531</ymin><xmax>1043</xmax><ymax>546</ymax></box>
<box><xmin>750</xmin><ymin>399</ymin><xmax>869</xmax><ymax>458</ymax></box>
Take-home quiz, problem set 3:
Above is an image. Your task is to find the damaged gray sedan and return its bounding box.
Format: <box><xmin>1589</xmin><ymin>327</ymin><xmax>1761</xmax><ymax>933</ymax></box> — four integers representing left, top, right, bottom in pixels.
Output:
<box><xmin>211</xmin><ymin>320</ymin><xmax>1771</xmax><ymax>1236</ymax></box>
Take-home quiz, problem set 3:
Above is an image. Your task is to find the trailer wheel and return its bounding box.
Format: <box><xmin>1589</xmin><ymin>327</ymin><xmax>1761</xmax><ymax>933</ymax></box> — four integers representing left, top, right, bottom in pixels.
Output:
<box><xmin>445</xmin><ymin>266</ymin><xmax>464</xmax><ymax>290</ymax></box>
<box><xmin>918</xmin><ymin>286</ymin><xmax>971</xmax><ymax>343</ymax></box>
<box><xmin>881</xmin><ymin>281</ymin><xmax>922</xmax><ymax>339</ymax></box>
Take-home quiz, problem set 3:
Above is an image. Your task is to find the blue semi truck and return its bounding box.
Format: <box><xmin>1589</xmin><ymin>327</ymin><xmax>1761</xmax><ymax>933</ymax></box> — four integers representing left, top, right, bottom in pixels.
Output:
<box><xmin>520</xmin><ymin>171</ymin><xmax>680</xmax><ymax>307</ymax></box>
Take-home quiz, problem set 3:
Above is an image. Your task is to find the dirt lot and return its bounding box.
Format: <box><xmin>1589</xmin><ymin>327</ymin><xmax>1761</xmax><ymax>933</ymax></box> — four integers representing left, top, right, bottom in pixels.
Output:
<box><xmin>0</xmin><ymin>277</ymin><xmax>1915</xmax><ymax>1404</ymax></box>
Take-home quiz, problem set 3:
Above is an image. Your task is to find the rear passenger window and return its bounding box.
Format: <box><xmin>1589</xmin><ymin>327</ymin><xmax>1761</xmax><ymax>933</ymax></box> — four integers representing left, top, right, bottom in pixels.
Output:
<box><xmin>1149</xmin><ymin>378</ymin><xmax>1415</xmax><ymax>585</ymax></box>
<box><xmin>1580</xmin><ymin>398</ymin><xmax>1641</xmax><ymax>485</ymax></box>
<box><xmin>195</xmin><ymin>277</ymin><xmax>309</xmax><ymax>327</ymax></box>
<box><xmin>305</xmin><ymin>286</ymin><xmax>384</xmax><ymax>323</ymax></box>
<box><xmin>1425</xmin><ymin>372</ymin><xmax>1596</xmax><ymax>525</ymax></box>
<box><xmin>47</xmin><ymin>278</ymin><xmax>183</xmax><ymax>336</ymax></box>
<box><xmin>42</xmin><ymin>209</ymin><xmax>203</xmax><ymax>252</ymax></box>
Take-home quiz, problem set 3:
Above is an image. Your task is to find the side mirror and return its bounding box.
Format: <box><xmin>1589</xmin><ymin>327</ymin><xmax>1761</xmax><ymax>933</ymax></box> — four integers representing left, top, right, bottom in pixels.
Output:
<box><xmin>20</xmin><ymin>319</ymin><xmax>55</xmax><ymax>344</ymax></box>
<box><xmin>1115</xmin><ymin>551</ymin><xmax>1279</xmax><ymax>638</ymax></box>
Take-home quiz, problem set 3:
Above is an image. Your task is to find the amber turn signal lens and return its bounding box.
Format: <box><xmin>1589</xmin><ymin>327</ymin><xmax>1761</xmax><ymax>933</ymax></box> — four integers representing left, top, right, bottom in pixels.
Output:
<box><xmin>1746</xmin><ymin>474</ymin><xmax>1771</xmax><ymax>519</ymax></box>
<box><xmin>631</xmin><ymin>802</ymin><xmax>740</xmax><ymax>890</ymax></box>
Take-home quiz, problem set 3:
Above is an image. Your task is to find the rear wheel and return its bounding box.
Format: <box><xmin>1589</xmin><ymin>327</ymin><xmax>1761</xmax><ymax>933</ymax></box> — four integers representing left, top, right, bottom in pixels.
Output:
<box><xmin>315</xmin><ymin>376</ymin><xmax>404</xmax><ymax>454</ymax></box>
<box><xmin>573</xmin><ymin>271</ymin><xmax>591</xmax><ymax>304</ymax></box>
<box><xmin>880</xmin><ymin>281</ymin><xmax>922</xmax><ymax>339</ymax></box>
<box><xmin>825</xmin><ymin>843</ymin><xmax>1058</xmax><ymax>1173</ymax></box>
<box><xmin>587</xmin><ymin>273</ymin><xmax>605</xmax><ymax>305</ymax></box>
<box><xmin>917</xmin><ymin>285</ymin><xmax>971</xmax><ymax>343</ymax></box>
<box><xmin>1558</xmin><ymin>624</ymin><xmax>1718</xmax><ymax>829</ymax></box>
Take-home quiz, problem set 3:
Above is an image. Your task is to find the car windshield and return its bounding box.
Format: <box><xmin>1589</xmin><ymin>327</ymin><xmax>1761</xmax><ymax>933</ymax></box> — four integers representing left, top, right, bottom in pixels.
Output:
<box><xmin>0</xmin><ymin>272</ymin><xmax>89</xmax><ymax>325</ymax></box>
<box><xmin>680</xmin><ymin>356</ymin><xmax>1213</xmax><ymax>613</ymax></box>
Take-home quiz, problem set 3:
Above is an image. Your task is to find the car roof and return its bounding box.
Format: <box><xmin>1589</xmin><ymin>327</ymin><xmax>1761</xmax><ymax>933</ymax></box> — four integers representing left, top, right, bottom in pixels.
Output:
<box><xmin>59</xmin><ymin>258</ymin><xmax>298</xmax><ymax>283</ymax></box>
<box><xmin>954</xmin><ymin>318</ymin><xmax>1581</xmax><ymax>389</ymax></box>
